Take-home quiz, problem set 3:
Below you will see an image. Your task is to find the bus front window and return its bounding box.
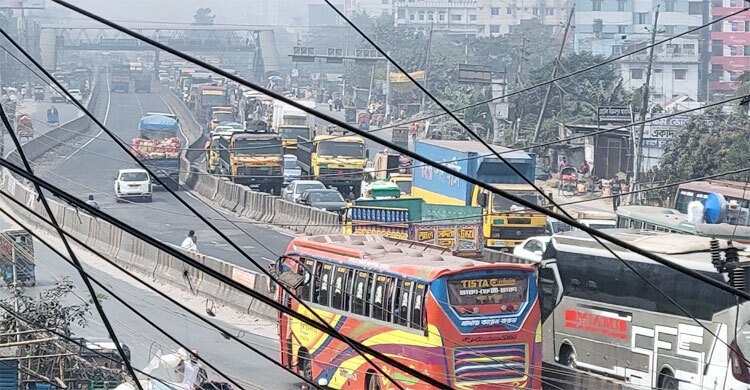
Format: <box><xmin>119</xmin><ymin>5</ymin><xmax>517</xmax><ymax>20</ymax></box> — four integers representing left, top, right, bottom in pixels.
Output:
<box><xmin>446</xmin><ymin>273</ymin><xmax>529</xmax><ymax>316</ymax></box>
<box><xmin>491</xmin><ymin>192</ymin><xmax>540</xmax><ymax>213</ymax></box>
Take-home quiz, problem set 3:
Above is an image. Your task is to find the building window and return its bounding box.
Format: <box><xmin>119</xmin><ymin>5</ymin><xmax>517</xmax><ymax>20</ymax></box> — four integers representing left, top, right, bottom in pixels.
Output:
<box><xmin>636</xmin><ymin>12</ymin><xmax>649</xmax><ymax>24</ymax></box>
<box><xmin>731</xmin><ymin>0</ymin><xmax>741</xmax><ymax>7</ymax></box>
<box><xmin>618</xmin><ymin>0</ymin><xmax>627</xmax><ymax>11</ymax></box>
<box><xmin>683</xmin><ymin>43</ymin><xmax>695</xmax><ymax>54</ymax></box>
<box><xmin>490</xmin><ymin>25</ymin><xmax>501</xmax><ymax>34</ymax></box>
<box><xmin>732</xmin><ymin>21</ymin><xmax>743</xmax><ymax>31</ymax></box>
<box><xmin>745</xmin><ymin>21</ymin><xmax>750</xmax><ymax>31</ymax></box>
<box><xmin>730</xmin><ymin>71</ymin><xmax>743</xmax><ymax>81</ymax></box>
<box><xmin>438</xmin><ymin>13</ymin><xmax>445</xmax><ymax>21</ymax></box>
<box><xmin>469</xmin><ymin>14</ymin><xmax>477</xmax><ymax>21</ymax></box>
<box><xmin>731</xmin><ymin>45</ymin><xmax>743</xmax><ymax>56</ymax></box>
<box><xmin>712</xmin><ymin>40</ymin><xmax>723</xmax><ymax>56</ymax></box>
<box><xmin>491</xmin><ymin>7</ymin><xmax>500</xmax><ymax>15</ymax></box>
<box><xmin>397</xmin><ymin>9</ymin><xmax>406</xmax><ymax>19</ymax></box>
<box><xmin>689</xmin><ymin>2</ymin><xmax>702</xmax><ymax>14</ymax></box>
<box><xmin>618</xmin><ymin>25</ymin><xmax>627</xmax><ymax>33</ymax></box>
<box><xmin>631</xmin><ymin>69</ymin><xmax>644</xmax><ymax>79</ymax></box>
<box><xmin>714</xmin><ymin>19</ymin><xmax>723</xmax><ymax>32</ymax></box>
<box><xmin>418</xmin><ymin>12</ymin><xmax>424</xmax><ymax>21</ymax></box>
<box><xmin>745</xmin><ymin>45</ymin><xmax>750</xmax><ymax>56</ymax></box>
<box><xmin>428</xmin><ymin>12</ymin><xmax>434</xmax><ymax>21</ymax></box>
<box><xmin>592</xmin><ymin>0</ymin><xmax>602</xmax><ymax>11</ymax></box>
<box><xmin>532</xmin><ymin>7</ymin><xmax>539</xmax><ymax>15</ymax></box>
<box><xmin>451</xmin><ymin>14</ymin><xmax>462</xmax><ymax>21</ymax></box>
<box><xmin>712</xmin><ymin>0</ymin><xmax>723</xmax><ymax>6</ymax></box>
<box><xmin>382</xmin><ymin>0</ymin><xmax>389</xmax><ymax>4</ymax></box>
<box><xmin>546</xmin><ymin>7</ymin><xmax>555</xmax><ymax>15</ymax></box>
<box><xmin>507</xmin><ymin>6</ymin><xmax>513</xmax><ymax>14</ymax></box>
<box><xmin>477</xmin><ymin>25</ymin><xmax>485</xmax><ymax>34</ymax></box>
<box><xmin>664</xmin><ymin>25</ymin><xmax>675</xmax><ymax>34</ymax></box>
<box><xmin>673</xmin><ymin>69</ymin><xmax>687</xmax><ymax>80</ymax></box>
<box><xmin>509</xmin><ymin>25</ymin><xmax>516</xmax><ymax>33</ymax></box>
<box><xmin>665</xmin><ymin>0</ymin><xmax>676</xmax><ymax>11</ymax></box>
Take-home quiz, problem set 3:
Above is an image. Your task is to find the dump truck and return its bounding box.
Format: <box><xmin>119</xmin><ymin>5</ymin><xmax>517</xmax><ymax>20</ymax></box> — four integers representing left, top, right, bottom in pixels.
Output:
<box><xmin>195</xmin><ymin>84</ymin><xmax>229</xmax><ymax>122</ymax></box>
<box><xmin>0</xmin><ymin>228</ymin><xmax>35</xmax><ymax>286</ymax></box>
<box><xmin>344</xmin><ymin>197</ymin><xmax>483</xmax><ymax>257</ymax></box>
<box><xmin>109</xmin><ymin>62</ymin><xmax>131</xmax><ymax>93</ymax></box>
<box><xmin>133</xmin><ymin>72</ymin><xmax>151</xmax><ymax>93</ymax></box>
<box><xmin>218</xmin><ymin>131</ymin><xmax>284</xmax><ymax>194</ymax></box>
<box><xmin>295</xmin><ymin>134</ymin><xmax>367</xmax><ymax>199</ymax></box>
<box><xmin>271</xmin><ymin>100</ymin><xmax>315</xmax><ymax>152</ymax></box>
<box><xmin>412</xmin><ymin>139</ymin><xmax>546</xmax><ymax>251</ymax></box>
<box><xmin>132</xmin><ymin>114</ymin><xmax>181</xmax><ymax>190</ymax></box>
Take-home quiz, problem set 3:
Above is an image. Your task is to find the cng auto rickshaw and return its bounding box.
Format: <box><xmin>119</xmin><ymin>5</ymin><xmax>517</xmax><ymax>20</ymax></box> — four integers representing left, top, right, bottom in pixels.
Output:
<box><xmin>47</xmin><ymin>106</ymin><xmax>59</xmax><ymax>125</ymax></box>
<box><xmin>33</xmin><ymin>86</ymin><xmax>45</xmax><ymax>102</ymax></box>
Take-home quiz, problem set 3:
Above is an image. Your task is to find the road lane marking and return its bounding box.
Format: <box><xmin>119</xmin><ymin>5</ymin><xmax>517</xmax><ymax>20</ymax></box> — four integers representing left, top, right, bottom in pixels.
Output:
<box><xmin>61</xmin><ymin>74</ymin><xmax>112</xmax><ymax>162</ymax></box>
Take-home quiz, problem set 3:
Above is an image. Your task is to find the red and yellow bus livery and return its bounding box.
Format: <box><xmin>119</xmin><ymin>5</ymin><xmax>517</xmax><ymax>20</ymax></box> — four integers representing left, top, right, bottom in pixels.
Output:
<box><xmin>276</xmin><ymin>234</ymin><xmax>542</xmax><ymax>389</ymax></box>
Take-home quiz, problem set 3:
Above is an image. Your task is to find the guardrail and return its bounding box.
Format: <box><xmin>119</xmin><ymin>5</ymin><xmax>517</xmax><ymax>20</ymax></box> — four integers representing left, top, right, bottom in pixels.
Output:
<box><xmin>153</xmin><ymin>81</ymin><xmax>342</xmax><ymax>236</ymax></box>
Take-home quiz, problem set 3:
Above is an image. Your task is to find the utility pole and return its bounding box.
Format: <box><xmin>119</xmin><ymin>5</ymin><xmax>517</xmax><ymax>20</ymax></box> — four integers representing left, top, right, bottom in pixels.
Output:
<box><xmin>420</xmin><ymin>23</ymin><xmax>434</xmax><ymax>113</ymax></box>
<box><xmin>531</xmin><ymin>5</ymin><xmax>574</xmax><ymax>144</ymax></box>
<box><xmin>634</xmin><ymin>6</ymin><xmax>660</xmax><ymax>192</ymax></box>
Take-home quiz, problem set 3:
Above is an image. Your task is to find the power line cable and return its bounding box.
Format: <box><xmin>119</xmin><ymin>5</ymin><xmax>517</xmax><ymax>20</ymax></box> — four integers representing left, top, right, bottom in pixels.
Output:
<box><xmin>46</xmin><ymin>0</ymin><xmax>750</xmax><ymax>305</ymax></box>
<box><xmin>0</xmin><ymin>19</ymin><xmax>419</xmax><ymax>390</ymax></box>
<box><xmin>0</xmin><ymin>73</ymin><xmax>144</xmax><ymax>390</ymax></box>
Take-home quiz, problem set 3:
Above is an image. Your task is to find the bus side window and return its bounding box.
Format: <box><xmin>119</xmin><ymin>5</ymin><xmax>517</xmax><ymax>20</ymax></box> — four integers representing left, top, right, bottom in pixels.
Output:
<box><xmin>331</xmin><ymin>266</ymin><xmax>347</xmax><ymax>310</ymax></box>
<box><xmin>395</xmin><ymin>280</ymin><xmax>412</xmax><ymax>326</ymax></box>
<box><xmin>352</xmin><ymin>271</ymin><xmax>369</xmax><ymax>316</ymax></box>
<box><xmin>318</xmin><ymin>263</ymin><xmax>334</xmax><ymax>306</ymax></box>
<box><xmin>373</xmin><ymin>275</ymin><xmax>393</xmax><ymax>321</ymax></box>
<box><xmin>344</xmin><ymin>268</ymin><xmax>354</xmax><ymax>312</ymax></box>
<box><xmin>365</xmin><ymin>273</ymin><xmax>374</xmax><ymax>317</ymax></box>
<box><xmin>297</xmin><ymin>258</ymin><xmax>314</xmax><ymax>301</ymax></box>
<box><xmin>411</xmin><ymin>283</ymin><xmax>426</xmax><ymax>330</ymax></box>
<box><xmin>383</xmin><ymin>277</ymin><xmax>395</xmax><ymax>322</ymax></box>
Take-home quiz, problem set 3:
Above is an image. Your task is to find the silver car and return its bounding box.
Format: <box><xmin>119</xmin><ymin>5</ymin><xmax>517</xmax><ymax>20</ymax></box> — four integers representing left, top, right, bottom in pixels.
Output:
<box><xmin>282</xmin><ymin>180</ymin><xmax>325</xmax><ymax>203</ymax></box>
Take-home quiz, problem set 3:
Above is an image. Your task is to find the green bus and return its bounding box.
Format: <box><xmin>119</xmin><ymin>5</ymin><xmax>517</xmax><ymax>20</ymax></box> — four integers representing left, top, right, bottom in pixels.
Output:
<box><xmin>615</xmin><ymin>205</ymin><xmax>750</xmax><ymax>242</ymax></box>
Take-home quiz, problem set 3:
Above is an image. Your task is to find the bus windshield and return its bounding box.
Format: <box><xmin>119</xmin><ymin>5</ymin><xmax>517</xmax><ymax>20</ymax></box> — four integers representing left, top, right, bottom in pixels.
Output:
<box><xmin>279</xmin><ymin>127</ymin><xmax>309</xmax><ymax>140</ymax></box>
<box><xmin>234</xmin><ymin>139</ymin><xmax>281</xmax><ymax>156</ymax></box>
<box><xmin>446</xmin><ymin>273</ymin><xmax>528</xmax><ymax>316</ymax></box>
<box><xmin>492</xmin><ymin>192</ymin><xmax>540</xmax><ymax>212</ymax></box>
<box><xmin>318</xmin><ymin>141</ymin><xmax>364</xmax><ymax>158</ymax></box>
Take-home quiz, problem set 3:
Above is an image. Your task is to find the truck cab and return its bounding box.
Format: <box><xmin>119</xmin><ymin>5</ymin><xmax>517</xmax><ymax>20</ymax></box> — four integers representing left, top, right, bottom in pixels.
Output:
<box><xmin>205</xmin><ymin>129</ymin><xmax>238</xmax><ymax>174</ymax></box>
<box><xmin>295</xmin><ymin>135</ymin><xmax>368</xmax><ymax>199</ymax></box>
<box><xmin>276</xmin><ymin>125</ymin><xmax>312</xmax><ymax>153</ymax></box>
<box><xmin>208</xmin><ymin>106</ymin><xmax>235</xmax><ymax>133</ymax></box>
<box><xmin>473</xmin><ymin>183</ymin><xmax>547</xmax><ymax>249</ymax></box>
<box><xmin>223</xmin><ymin>132</ymin><xmax>284</xmax><ymax>194</ymax></box>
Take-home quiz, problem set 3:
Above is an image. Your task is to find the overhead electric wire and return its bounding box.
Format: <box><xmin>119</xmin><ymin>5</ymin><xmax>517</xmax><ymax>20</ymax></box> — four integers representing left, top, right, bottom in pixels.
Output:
<box><xmin>0</xmin><ymin>183</ymin><xmax>320</xmax><ymax>388</ymax></box>
<box><xmin>327</xmin><ymin>0</ymin><xmax>750</xmax><ymax>370</ymax></box>
<box><xmin>2</xmin><ymin>14</ymin><xmax>421</xmax><ymax>390</ymax></box>
<box><xmin>0</xmin><ymin>78</ymin><xmax>144</xmax><ymax>390</ymax></box>
<box><xmin>46</xmin><ymin>0</ymin><xmax>750</xmax><ymax>305</ymax></box>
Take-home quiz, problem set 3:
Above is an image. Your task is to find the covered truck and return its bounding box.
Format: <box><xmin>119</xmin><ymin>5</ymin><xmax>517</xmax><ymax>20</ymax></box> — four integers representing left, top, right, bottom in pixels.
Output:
<box><xmin>218</xmin><ymin>131</ymin><xmax>284</xmax><ymax>194</ymax></box>
<box><xmin>412</xmin><ymin>139</ymin><xmax>546</xmax><ymax>250</ymax></box>
<box><xmin>133</xmin><ymin>71</ymin><xmax>151</xmax><ymax>93</ymax></box>
<box><xmin>345</xmin><ymin>197</ymin><xmax>483</xmax><ymax>257</ymax></box>
<box><xmin>132</xmin><ymin>114</ymin><xmax>181</xmax><ymax>190</ymax></box>
<box><xmin>295</xmin><ymin>134</ymin><xmax>367</xmax><ymax>199</ymax></box>
<box><xmin>109</xmin><ymin>62</ymin><xmax>131</xmax><ymax>93</ymax></box>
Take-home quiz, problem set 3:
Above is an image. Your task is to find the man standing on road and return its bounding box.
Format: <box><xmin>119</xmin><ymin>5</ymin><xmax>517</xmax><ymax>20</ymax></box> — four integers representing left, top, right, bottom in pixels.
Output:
<box><xmin>85</xmin><ymin>195</ymin><xmax>100</xmax><ymax>210</ymax></box>
<box><xmin>181</xmin><ymin>230</ymin><xmax>198</xmax><ymax>252</ymax></box>
<box><xmin>611</xmin><ymin>176</ymin><xmax>622</xmax><ymax>211</ymax></box>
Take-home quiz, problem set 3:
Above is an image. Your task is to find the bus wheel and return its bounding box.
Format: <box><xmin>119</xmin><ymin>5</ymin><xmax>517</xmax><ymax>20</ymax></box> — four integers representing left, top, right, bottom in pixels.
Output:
<box><xmin>559</xmin><ymin>344</ymin><xmax>577</xmax><ymax>369</ymax></box>
<box><xmin>658</xmin><ymin>371</ymin><xmax>678</xmax><ymax>390</ymax></box>
<box><xmin>366</xmin><ymin>371</ymin><xmax>381</xmax><ymax>390</ymax></box>
<box><xmin>298</xmin><ymin>349</ymin><xmax>313</xmax><ymax>381</ymax></box>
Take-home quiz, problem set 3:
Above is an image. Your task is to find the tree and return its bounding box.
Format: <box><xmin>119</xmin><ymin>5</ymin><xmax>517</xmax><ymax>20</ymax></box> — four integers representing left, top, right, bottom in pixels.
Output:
<box><xmin>0</xmin><ymin>279</ymin><xmax>126</xmax><ymax>387</ymax></box>
<box><xmin>192</xmin><ymin>8</ymin><xmax>215</xmax><ymax>25</ymax></box>
<box><xmin>656</xmin><ymin>110</ymin><xmax>750</xmax><ymax>183</ymax></box>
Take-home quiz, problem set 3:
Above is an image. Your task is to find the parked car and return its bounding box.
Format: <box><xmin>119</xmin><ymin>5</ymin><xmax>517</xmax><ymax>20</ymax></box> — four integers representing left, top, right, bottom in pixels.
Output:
<box><xmin>512</xmin><ymin>236</ymin><xmax>551</xmax><ymax>263</ymax></box>
<box><xmin>283</xmin><ymin>155</ymin><xmax>301</xmax><ymax>185</ymax></box>
<box><xmin>114</xmin><ymin>168</ymin><xmax>152</xmax><ymax>202</ymax></box>
<box><xmin>298</xmin><ymin>189</ymin><xmax>347</xmax><ymax>214</ymax></box>
<box><xmin>282</xmin><ymin>180</ymin><xmax>325</xmax><ymax>203</ymax></box>
<box><xmin>68</xmin><ymin>89</ymin><xmax>83</xmax><ymax>102</ymax></box>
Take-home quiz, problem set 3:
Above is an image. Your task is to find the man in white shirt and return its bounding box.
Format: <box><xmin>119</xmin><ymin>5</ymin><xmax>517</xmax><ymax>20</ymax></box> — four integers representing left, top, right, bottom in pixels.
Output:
<box><xmin>181</xmin><ymin>230</ymin><xmax>198</xmax><ymax>252</ymax></box>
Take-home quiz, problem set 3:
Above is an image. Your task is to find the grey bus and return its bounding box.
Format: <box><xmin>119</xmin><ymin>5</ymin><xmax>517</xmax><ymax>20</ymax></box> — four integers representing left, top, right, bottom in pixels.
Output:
<box><xmin>539</xmin><ymin>229</ymin><xmax>750</xmax><ymax>389</ymax></box>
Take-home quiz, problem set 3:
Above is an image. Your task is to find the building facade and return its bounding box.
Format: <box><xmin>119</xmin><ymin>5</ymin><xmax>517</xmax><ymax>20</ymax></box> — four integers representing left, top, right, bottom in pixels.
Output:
<box><xmin>710</xmin><ymin>0</ymin><xmax>750</xmax><ymax>94</ymax></box>
<box><xmin>393</xmin><ymin>0</ymin><xmax>478</xmax><ymax>36</ymax></box>
<box><xmin>351</xmin><ymin>0</ymin><xmax>395</xmax><ymax>17</ymax></box>
<box><xmin>475</xmin><ymin>0</ymin><xmax>569</xmax><ymax>36</ymax></box>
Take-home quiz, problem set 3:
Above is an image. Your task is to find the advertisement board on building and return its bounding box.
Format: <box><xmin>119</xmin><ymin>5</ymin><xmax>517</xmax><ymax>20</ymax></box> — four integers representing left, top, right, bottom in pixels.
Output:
<box><xmin>0</xmin><ymin>0</ymin><xmax>44</xmax><ymax>9</ymax></box>
<box><xmin>642</xmin><ymin>114</ymin><xmax>690</xmax><ymax>148</ymax></box>
<box><xmin>597</xmin><ymin>106</ymin><xmax>632</xmax><ymax>125</ymax></box>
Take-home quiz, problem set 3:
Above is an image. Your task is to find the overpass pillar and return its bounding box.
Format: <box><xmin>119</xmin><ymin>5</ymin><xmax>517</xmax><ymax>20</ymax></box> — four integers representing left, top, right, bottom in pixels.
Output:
<box><xmin>39</xmin><ymin>28</ymin><xmax>57</xmax><ymax>71</ymax></box>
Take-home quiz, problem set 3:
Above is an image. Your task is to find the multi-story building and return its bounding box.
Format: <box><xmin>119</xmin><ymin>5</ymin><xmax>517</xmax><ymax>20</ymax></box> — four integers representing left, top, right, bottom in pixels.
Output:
<box><xmin>574</xmin><ymin>0</ymin><xmax>704</xmax><ymax>56</ymax></box>
<box><xmin>393</xmin><ymin>0</ymin><xmax>478</xmax><ymax>36</ymax></box>
<box><xmin>475</xmin><ymin>0</ymin><xmax>569</xmax><ymax>36</ymax></box>
<box><xmin>618</xmin><ymin>36</ymin><xmax>702</xmax><ymax>103</ymax></box>
<box><xmin>710</xmin><ymin>0</ymin><xmax>750</xmax><ymax>94</ymax></box>
<box><xmin>351</xmin><ymin>0</ymin><xmax>394</xmax><ymax>17</ymax></box>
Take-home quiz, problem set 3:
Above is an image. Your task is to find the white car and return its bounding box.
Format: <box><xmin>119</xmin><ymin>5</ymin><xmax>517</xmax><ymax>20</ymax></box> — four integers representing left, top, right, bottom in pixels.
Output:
<box><xmin>114</xmin><ymin>169</ymin><xmax>152</xmax><ymax>202</ymax></box>
<box><xmin>282</xmin><ymin>180</ymin><xmax>326</xmax><ymax>203</ymax></box>
<box><xmin>68</xmin><ymin>89</ymin><xmax>83</xmax><ymax>102</ymax></box>
<box><xmin>512</xmin><ymin>236</ymin><xmax>552</xmax><ymax>263</ymax></box>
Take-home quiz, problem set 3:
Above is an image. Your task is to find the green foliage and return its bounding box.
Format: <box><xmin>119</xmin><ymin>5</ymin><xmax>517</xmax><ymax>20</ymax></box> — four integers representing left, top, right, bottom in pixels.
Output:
<box><xmin>657</xmin><ymin>110</ymin><xmax>750</xmax><ymax>182</ymax></box>
<box><xmin>193</xmin><ymin>8</ymin><xmax>215</xmax><ymax>25</ymax></box>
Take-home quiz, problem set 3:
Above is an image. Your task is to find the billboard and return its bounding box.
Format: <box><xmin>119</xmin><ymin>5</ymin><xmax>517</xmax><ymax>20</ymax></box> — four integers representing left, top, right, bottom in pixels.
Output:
<box><xmin>0</xmin><ymin>0</ymin><xmax>44</xmax><ymax>8</ymax></box>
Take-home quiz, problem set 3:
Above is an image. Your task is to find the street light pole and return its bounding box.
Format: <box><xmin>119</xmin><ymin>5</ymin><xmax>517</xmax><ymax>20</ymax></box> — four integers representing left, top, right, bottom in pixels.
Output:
<box><xmin>634</xmin><ymin>6</ymin><xmax>660</xmax><ymax>196</ymax></box>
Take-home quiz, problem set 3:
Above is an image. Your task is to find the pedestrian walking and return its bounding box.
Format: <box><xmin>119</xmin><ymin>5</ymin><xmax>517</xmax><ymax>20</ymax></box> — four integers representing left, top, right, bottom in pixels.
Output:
<box><xmin>181</xmin><ymin>230</ymin><xmax>198</xmax><ymax>252</ymax></box>
<box><xmin>611</xmin><ymin>176</ymin><xmax>622</xmax><ymax>211</ymax></box>
<box><xmin>85</xmin><ymin>195</ymin><xmax>100</xmax><ymax>210</ymax></box>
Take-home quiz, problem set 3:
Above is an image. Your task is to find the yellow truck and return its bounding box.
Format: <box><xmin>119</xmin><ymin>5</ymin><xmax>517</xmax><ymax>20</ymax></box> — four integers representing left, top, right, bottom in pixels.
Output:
<box><xmin>207</xmin><ymin>106</ymin><xmax>235</xmax><ymax>133</ymax></box>
<box><xmin>411</xmin><ymin>139</ymin><xmax>546</xmax><ymax>251</ymax></box>
<box><xmin>294</xmin><ymin>134</ymin><xmax>367</xmax><ymax>199</ymax></box>
<box><xmin>216</xmin><ymin>132</ymin><xmax>284</xmax><ymax>194</ymax></box>
<box><xmin>204</xmin><ymin>129</ymin><xmax>238</xmax><ymax>174</ymax></box>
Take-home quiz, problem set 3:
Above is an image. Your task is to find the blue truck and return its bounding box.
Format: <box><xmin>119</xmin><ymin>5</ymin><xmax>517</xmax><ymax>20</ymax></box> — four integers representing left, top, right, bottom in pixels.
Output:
<box><xmin>134</xmin><ymin>114</ymin><xmax>182</xmax><ymax>191</ymax></box>
<box><xmin>411</xmin><ymin>139</ymin><xmax>546</xmax><ymax>250</ymax></box>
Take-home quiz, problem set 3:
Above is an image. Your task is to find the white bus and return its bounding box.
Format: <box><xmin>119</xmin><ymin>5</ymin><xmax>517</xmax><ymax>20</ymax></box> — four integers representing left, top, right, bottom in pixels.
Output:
<box><xmin>539</xmin><ymin>229</ymin><xmax>750</xmax><ymax>389</ymax></box>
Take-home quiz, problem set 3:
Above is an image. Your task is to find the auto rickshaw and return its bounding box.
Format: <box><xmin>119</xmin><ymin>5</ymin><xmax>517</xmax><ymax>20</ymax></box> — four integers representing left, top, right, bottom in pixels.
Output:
<box><xmin>33</xmin><ymin>86</ymin><xmax>45</xmax><ymax>102</ymax></box>
<box><xmin>16</xmin><ymin>114</ymin><xmax>33</xmax><ymax>141</ymax></box>
<box><xmin>47</xmin><ymin>106</ymin><xmax>59</xmax><ymax>125</ymax></box>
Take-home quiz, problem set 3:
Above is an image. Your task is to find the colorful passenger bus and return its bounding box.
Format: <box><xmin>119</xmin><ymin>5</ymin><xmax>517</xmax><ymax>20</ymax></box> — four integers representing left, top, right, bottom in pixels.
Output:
<box><xmin>674</xmin><ymin>180</ymin><xmax>750</xmax><ymax>217</ymax></box>
<box><xmin>541</xmin><ymin>230</ymin><xmax>750</xmax><ymax>389</ymax></box>
<box><xmin>615</xmin><ymin>205</ymin><xmax>750</xmax><ymax>242</ymax></box>
<box><xmin>276</xmin><ymin>234</ymin><xmax>543</xmax><ymax>389</ymax></box>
